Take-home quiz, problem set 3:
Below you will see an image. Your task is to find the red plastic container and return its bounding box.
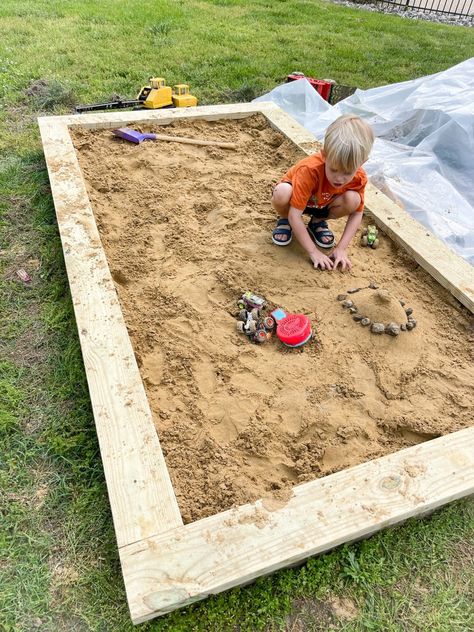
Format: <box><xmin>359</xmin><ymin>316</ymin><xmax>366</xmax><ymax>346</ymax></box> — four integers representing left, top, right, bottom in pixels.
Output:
<box><xmin>276</xmin><ymin>313</ymin><xmax>312</xmax><ymax>347</ymax></box>
<box><xmin>286</xmin><ymin>73</ymin><xmax>333</xmax><ymax>102</ymax></box>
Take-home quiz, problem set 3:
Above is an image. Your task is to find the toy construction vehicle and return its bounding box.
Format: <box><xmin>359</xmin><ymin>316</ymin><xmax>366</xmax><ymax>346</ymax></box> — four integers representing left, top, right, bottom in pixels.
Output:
<box><xmin>172</xmin><ymin>84</ymin><xmax>197</xmax><ymax>107</ymax></box>
<box><xmin>237</xmin><ymin>291</ymin><xmax>266</xmax><ymax>311</ymax></box>
<box><xmin>137</xmin><ymin>77</ymin><xmax>173</xmax><ymax>109</ymax></box>
<box><xmin>75</xmin><ymin>77</ymin><xmax>198</xmax><ymax>113</ymax></box>
<box><xmin>360</xmin><ymin>224</ymin><xmax>380</xmax><ymax>249</ymax></box>
<box><xmin>236</xmin><ymin>292</ymin><xmax>274</xmax><ymax>344</ymax></box>
<box><xmin>236</xmin><ymin>308</ymin><xmax>275</xmax><ymax>344</ymax></box>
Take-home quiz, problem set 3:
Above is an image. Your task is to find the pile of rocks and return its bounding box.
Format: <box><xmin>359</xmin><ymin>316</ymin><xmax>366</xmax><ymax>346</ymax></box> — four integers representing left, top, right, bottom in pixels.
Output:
<box><xmin>337</xmin><ymin>284</ymin><xmax>417</xmax><ymax>336</ymax></box>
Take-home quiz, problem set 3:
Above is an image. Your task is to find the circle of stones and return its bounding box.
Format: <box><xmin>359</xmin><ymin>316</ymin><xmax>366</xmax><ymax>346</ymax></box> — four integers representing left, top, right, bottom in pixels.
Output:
<box><xmin>336</xmin><ymin>282</ymin><xmax>417</xmax><ymax>336</ymax></box>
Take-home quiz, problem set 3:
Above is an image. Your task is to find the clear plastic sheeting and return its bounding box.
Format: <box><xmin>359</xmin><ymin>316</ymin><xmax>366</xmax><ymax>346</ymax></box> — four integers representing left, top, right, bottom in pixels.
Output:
<box><xmin>254</xmin><ymin>59</ymin><xmax>474</xmax><ymax>264</ymax></box>
<box><xmin>253</xmin><ymin>76</ymin><xmax>331</xmax><ymax>128</ymax></box>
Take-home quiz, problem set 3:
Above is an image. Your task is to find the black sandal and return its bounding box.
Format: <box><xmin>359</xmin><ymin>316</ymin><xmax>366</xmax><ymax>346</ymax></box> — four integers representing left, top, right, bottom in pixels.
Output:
<box><xmin>307</xmin><ymin>219</ymin><xmax>334</xmax><ymax>249</ymax></box>
<box><xmin>272</xmin><ymin>218</ymin><xmax>292</xmax><ymax>246</ymax></box>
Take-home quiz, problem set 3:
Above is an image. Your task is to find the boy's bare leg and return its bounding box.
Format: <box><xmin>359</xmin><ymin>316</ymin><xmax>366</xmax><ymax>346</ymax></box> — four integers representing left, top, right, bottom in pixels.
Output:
<box><xmin>271</xmin><ymin>186</ymin><xmax>362</xmax><ymax>270</ymax></box>
<box><xmin>326</xmin><ymin>191</ymin><xmax>363</xmax><ymax>269</ymax></box>
<box><xmin>308</xmin><ymin>190</ymin><xmax>361</xmax><ymax>245</ymax></box>
<box><xmin>327</xmin><ymin>190</ymin><xmax>361</xmax><ymax>220</ymax></box>
<box><xmin>271</xmin><ymin>183</ymin><xmax>292</xmax><ymax>243</ymax></box>
<box><xmin>272</xmin><ymin>184</ymin><xmax>333</xmax><ymax>269</ymax></box>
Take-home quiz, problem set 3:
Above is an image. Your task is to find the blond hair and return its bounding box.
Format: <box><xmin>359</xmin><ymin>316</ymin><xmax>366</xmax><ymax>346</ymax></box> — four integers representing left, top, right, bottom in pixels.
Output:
<box><xmin>323</xmin><ymin>114</ymin><xmax>374</xmax><ymax>173</ymax></box>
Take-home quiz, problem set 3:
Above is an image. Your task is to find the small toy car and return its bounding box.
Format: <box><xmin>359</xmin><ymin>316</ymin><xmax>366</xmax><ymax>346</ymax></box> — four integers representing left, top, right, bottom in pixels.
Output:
<box><xmin>237</xmin><ymin>291</ymin><xmax>266</xmax><ymax>311</ymax></box>
<box><xmin>236</xmin><ymin>300</ymin><xmax>274</xmax><ymax>344</ymax></box>
<box><xmin>361</xmin><ymin>224</ymin><xmax>379</xmax><ymax>249</ymax></box>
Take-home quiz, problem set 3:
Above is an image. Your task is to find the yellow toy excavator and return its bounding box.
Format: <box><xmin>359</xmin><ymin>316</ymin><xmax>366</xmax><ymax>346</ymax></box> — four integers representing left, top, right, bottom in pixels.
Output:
<box><xmin>172</xmin><ymin>84</ymin><xmax>198</xmax><ymax>107</ymax></box>
<box><xmin>75</xmin><ymin>77</ymin><xmax>198</xmax><ymax>113</ymax></box>
<box><xmin>137</xmin><ymin>77</ymin><xmax>173</xmax><ymax>109</ymax></box>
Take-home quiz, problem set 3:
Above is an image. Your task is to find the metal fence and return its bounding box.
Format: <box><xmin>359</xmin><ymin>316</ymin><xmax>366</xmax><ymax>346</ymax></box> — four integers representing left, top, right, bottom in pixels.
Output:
<box><xmin>377</xmin><ymin>0</ymin><xmax>473</xmax><ymax>17</ymax></box>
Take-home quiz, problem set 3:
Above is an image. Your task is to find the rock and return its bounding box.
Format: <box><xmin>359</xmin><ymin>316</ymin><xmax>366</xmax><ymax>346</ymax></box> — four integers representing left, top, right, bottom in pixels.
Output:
<box><xmin>337</xmin><ymin>294</ymin><xmax>347</xmax><ymax>301</ymax></box>
<box><xmin>377</xmin><ymin>289</ymin><xmax>391</xmax><ymax>303</ymax></box>
<box><xmin>371</xmin><ymin>322</ymin><xmax>385</xmax><ymax>334</ymax></box>
<box><xmin>361</xmin><ymin>318</ymin><xmax>371</xmax><ymax>326</ymax></box>
<box><xmin>341</xmin><ymin>300</ymin><xmax>353</xmax><ymax>308</ymax></box>
<box><xmin>406</xmin><ymin>321</ymin><xmax>415</xmax><ymax>331</ymax></box>
<box><xmin>399</xmin><ymin>299</ymin><xmax>405</xmax><ymax>307</ymax></box>
<box><xmin>368</xmin><ymin>282</ymin><xmax>379</xmax><ymax>289</ymax></box>
<box><xmin>353</xmin><ymin>314</ymin><xmax>364</xmax><ymax>321</ymax></box>
<box><xmin>408</xmin><ymin>317</ymin><xmax>417</xmax><ymax>328</ymax></box>
<box><xmin>405</xmin><ymin>307</ymin><xmax>414</xmax><ymax>316</ymax></box>
<box><xmin>347</xmin><ymin>288</ymin><xmax>361</xmax><ymax>294</ymax></box>
<box><xmin>386</xmin><ymin>322</ymin><xmax>400</xmax><ymax>336</ymax></box>
<box><xmin>349</xmin><ymin>307</ymin><xmax>358</xmax><ymax>314</ymax></box>
<box><xmin>400</xmin><ymin>323</ymin><xmax>407</xmax><ymax>331</ymax></box>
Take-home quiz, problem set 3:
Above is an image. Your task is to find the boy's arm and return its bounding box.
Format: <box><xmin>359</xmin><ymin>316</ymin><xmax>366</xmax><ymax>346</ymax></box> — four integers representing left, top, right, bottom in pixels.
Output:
<box><xmin>331</xmin><ymin>211</ymin><xmax>363</xmax><ymax>270</ymax></box>
<box><xmin>288</xmin><ymin>207</ymin><xmax>333</xmax><ymax>270</ymax></box>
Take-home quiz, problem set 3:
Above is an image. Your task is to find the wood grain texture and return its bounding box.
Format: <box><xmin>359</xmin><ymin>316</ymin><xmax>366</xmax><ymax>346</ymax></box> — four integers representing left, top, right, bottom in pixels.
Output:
<box><xmin>120</xmin><ymin>427</ymin><xmax>474</xmax><ymax>623</ymax></box>
<box><xmin>38</xmin><ymin>119</ymin><xmax>183</xmax><ymax>547</ymax></box>
<box><xmin>263</xmin><ymin>107</ymin><xmax>319</xmax><ymax>147</ymax></box>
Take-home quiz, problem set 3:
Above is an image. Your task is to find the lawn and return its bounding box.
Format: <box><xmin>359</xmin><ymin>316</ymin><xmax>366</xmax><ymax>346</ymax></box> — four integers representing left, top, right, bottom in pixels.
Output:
<box><xmin>0</xmin><ymin>1</ymin><xmax>473</xmax><ymax>630</ymax></box>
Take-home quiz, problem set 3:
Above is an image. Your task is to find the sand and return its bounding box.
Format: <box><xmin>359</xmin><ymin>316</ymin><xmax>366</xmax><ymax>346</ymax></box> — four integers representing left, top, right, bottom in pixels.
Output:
<box><xmin>72</xmin><ymin>115</ymin><xmax>474</xmax><ymax>524</ymax></box>
<box><xmin>348</xmin><ymin>288</ymin><xmax>409</xmax><ymax>326</ymax></box>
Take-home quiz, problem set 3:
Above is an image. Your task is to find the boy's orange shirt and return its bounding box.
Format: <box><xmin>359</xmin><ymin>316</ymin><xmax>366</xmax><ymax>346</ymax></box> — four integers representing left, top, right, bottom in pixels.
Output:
<box><xmin>282</xmin><ymin>151</ymin><xmax>367</xmax><ymax>212</ymax></box>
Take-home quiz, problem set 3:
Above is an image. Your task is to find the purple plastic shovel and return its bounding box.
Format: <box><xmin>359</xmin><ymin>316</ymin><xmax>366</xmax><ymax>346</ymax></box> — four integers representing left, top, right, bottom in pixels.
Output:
<box><xmin>112</xmin><ymin>128</ymin><xmax>156</xmax><ymax>144</ymax></box>
<box><xmin>112</xmin><ymin>127</ymin><xmax>237</xmax><ymax>149</ymax></box>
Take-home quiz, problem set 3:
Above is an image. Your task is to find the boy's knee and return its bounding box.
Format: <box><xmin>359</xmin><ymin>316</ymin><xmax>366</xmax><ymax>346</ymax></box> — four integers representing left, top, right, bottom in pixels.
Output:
<box><xmin>329</xmin><ymin>190</ymin><xmax>361</xmax><ymax>217</ymax></box>
<box><xmin>342</xmin><ymin>190</ymin><xmax>362</xmax><ymax>213</ymax></box>
<box><xmin>272</xmin><ymin>182</ymin><xmax>292</xmax><ymax>210</ymax></box>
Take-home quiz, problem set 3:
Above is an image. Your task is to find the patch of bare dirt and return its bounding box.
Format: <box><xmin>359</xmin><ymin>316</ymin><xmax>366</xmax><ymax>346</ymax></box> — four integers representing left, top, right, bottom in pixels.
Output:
<box><xmin>276</xmin><ymin>595</ymin><xmax>358</xmax><ymax>631</ymax></box>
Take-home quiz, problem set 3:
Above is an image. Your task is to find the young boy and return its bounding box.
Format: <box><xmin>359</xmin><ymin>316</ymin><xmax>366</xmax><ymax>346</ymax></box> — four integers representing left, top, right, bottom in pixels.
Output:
<box><xmin>271</xmin><ymin>114</ymin><xmax>374</xmax><ymax>271</ymax></box>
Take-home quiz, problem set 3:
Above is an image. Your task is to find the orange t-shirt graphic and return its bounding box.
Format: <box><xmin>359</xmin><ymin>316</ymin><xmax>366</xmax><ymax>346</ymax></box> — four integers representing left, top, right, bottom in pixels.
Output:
<box><xmin>281</xmin><ymin>151</ymin><xmax>367</xmax><ymax>212</ymax></box>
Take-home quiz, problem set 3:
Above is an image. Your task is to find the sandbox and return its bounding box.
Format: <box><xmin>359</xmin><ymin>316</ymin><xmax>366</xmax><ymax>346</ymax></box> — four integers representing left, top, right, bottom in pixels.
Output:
<box><xmin>39</xmin><ymin>103</ymin><xmax>474</xmax><ymax>624</ymax></box>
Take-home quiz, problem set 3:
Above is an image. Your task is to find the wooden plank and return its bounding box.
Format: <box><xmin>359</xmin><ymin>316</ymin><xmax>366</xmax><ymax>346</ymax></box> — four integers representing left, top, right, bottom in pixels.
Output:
<box><xmin>38</xmin><ymin>119</ymin><xmax>183</xmax><ymax>547</ymax></box>
<box><xmin>263</xmin><ymin>107</ymin><xmax>322</xmax><ymax>150</ymax></box>
<box><xmin>40</xmin><ymin>102</ymin><xmax>279</xmax><ymax>131</ymax></box>
<box><xmin>120</xmin><ymin>427</ymin><xmax>474</xmax><ymax>623</ymax></box>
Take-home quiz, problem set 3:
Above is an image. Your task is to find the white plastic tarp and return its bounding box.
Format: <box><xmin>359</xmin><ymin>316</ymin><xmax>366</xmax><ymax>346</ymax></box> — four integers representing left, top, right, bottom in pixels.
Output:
<box><xmin>254</xmin><ymin>58</ymin><xmax>474</xmax><ymax>265</ymax></box>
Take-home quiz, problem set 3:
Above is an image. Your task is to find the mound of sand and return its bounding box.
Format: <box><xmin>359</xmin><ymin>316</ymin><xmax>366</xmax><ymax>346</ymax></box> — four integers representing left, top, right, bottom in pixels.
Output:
<box><xmin>353</xmin><ymin>289</ymin><xmax>408</xmax><ymax>324</ymax></box>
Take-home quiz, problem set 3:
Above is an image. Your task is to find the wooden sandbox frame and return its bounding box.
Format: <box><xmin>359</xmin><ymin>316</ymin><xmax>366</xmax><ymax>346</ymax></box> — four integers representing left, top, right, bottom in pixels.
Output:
<box><xmin>38</xmin><ymin>103</ymin><xmax>474</xmax><ymax>624</ymax></box>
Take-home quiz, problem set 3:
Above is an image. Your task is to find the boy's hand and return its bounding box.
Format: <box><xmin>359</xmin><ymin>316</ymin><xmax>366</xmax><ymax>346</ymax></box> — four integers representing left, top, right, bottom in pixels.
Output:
<box><xmin>310</xmin><ymin>250</ymin><xmax>334</xmax><ymax>270</ymax></box>
<box><xmin>330</xmin><ymin>247</ymin><xmax>352</xmax><ymax>271</ymax></box>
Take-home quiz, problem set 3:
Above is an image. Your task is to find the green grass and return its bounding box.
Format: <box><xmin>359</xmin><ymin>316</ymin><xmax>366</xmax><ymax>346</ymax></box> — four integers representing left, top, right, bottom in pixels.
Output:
<box><xmin>0</xmin><ymin>1</ymin><xmax>473</xmax><ymax>630</ymax></box>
